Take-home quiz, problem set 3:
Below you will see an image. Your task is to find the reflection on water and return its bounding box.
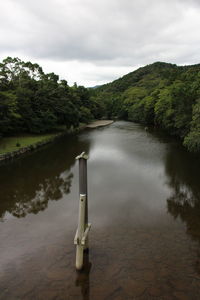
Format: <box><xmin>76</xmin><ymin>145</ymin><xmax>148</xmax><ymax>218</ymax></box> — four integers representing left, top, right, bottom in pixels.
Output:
<box><xmin>164</xmin><ymin>143</ymin><xmax>200</xmax><ymax>277</ymax></box>
<box><xmin>2</xmin><ymin>172</ymin><xmax>73</xmax><ymax>219</ymax></box>
<box><xmin>0</xmin><ymin>134</ymin><xmax>90</xmax><ymax>220</ymax></box>
<box><xmin>164</xmin><ymin>140</ymin><xmax>200</xmax><ymax>239</ymax></box>
<box><xmin>75</xmin><ymin>250</ymin><xmax>92</xmax><ymax>300</ymax></box>
<box><xmin>0</xmin><ymin>121</ymin><xmax>200</xmax><ymax>299</ymax></box>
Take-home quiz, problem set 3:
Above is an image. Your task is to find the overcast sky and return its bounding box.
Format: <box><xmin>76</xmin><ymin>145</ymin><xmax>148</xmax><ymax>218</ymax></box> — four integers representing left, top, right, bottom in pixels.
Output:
<box><xmin>0</xmin><ymin>0</ymin><xmax>200</xmax><ymax>86</ymax></box>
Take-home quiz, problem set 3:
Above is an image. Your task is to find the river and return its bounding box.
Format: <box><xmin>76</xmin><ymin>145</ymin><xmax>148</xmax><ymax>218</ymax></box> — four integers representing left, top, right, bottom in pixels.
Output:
<box><xmin>0</xmin><ymin>121</ymin><xmax>200</xmax><ymax>300</ymax></box>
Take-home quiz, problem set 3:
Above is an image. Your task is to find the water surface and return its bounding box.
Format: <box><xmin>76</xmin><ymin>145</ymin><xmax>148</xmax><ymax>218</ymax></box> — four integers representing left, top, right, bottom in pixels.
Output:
<box><xmin>0</xmin><ymin>121</ymin><xmax>200</xmax><ymax>300</ymax></box>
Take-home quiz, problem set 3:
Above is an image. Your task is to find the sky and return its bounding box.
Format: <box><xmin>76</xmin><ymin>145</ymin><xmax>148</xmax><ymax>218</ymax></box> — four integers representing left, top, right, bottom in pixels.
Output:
<box><xmin>0</xmin><ymin>0</ymin><xmax>200</xmax><ymax>87</ymax></box>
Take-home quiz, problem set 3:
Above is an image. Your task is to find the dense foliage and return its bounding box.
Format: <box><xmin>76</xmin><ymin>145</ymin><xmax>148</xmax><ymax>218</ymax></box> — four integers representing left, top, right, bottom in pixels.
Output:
<box><xmin>0</xmin><ymin>57</ymin><xmax>101</xmax><ymax>136</ymax></box>
<box><xmin>92</xmin><ymin>62</ymin><xmax>200</xmax><ymax>152</ymax></box>
<box><xmin>1</xmin><ymin>58</ymin><xmax>199</xmax><ymax>153</ymax></box>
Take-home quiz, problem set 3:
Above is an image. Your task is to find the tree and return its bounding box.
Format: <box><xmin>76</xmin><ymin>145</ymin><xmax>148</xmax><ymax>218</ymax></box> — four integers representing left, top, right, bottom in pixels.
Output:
<box><xmin>184</xmin><ymin>99</ymin><xmax>200</xmax><ymax>152</ymax></box>
<box><xmin>0</xmin><ymin>91</ymin><xmax>21</xmax><ymax>134</ymax></box>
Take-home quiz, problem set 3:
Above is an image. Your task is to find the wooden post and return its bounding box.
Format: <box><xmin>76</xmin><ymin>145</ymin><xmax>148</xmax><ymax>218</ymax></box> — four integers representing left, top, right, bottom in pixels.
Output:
<box><xmin>74</xmin><ymin>152</ymin><xmax>91</xmax><ymax>270</ymax></box>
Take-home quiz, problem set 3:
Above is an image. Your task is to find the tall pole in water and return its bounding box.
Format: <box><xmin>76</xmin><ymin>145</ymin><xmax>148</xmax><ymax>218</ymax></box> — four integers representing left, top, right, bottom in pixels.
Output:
<box><xmin>79</xmin><ymin>152</ymin><xmax>88</xmax><ymax>230</ymax></box>
<box><xmin>74</xmin><ymin>152</ymin><xmax>91</xmax><ymax>270</ymax></box>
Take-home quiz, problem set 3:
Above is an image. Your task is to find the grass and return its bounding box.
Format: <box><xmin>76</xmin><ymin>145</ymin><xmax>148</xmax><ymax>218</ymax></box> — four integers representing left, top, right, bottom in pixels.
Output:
<box><xmin>0</xmin><ymin>133</ymin><xmax>58</xmax><ymax>155</ymax></box>
<box><xmin>0</xmin><ymin>122</ymin><xmax>90</xmax><ymax>156</ymax></box>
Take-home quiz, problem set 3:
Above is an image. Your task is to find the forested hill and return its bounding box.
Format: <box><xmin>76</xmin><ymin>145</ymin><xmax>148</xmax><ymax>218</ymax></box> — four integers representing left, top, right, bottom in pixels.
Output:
<box><xmin>91</xmin><ymin>62</ymin><xmax>200</xmax><ymax>152</ymax></box>
<box><xmin>0</xmin><ymin>57</ymin><xmax>102</xmax><ymax>137</ymax></box>
<box><xmin>1</xmin><ymin>58</ymin><xmax>199</xmax><ymax>153</ymax></box>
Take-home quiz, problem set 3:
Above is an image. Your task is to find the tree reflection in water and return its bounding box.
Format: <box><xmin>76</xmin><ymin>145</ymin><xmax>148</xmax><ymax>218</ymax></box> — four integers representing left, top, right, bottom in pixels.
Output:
<box><xmin>165</xmin><ymin>143</ymin><xmax>200</xmax><ymax>273</ymax></box>
<box><xmin>0</xmin><ymin>132</ymin><xmax>91</xmax><ymax>220</ymax></box>
<box><xmin>8</xmin><ymin>172</ymin><xmax>73</xmax><ymax>218</ymax></box>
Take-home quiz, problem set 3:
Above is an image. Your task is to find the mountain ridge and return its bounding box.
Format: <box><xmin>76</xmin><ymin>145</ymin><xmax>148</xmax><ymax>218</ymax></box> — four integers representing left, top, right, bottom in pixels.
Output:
<box><xmin>92</xmin><ymin>61</ymin><xmax>200</xmax><ymax>152</ymax></box>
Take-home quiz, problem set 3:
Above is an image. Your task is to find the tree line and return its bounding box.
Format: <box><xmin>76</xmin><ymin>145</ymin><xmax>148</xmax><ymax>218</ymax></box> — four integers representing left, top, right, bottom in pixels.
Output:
<box><xmin>0</xmin><ymin>57</ymin><xmax>102</xmax><ymax>136</ymax></box>
<box><xmin>1</xmin><ymin>58</ymin><xmax>199</xmax><ymax>153</ymax></box>
<box><xmin>91</xmin><ymin>62</ymin><xmax>200</xmax><ymax>152</ymax></box>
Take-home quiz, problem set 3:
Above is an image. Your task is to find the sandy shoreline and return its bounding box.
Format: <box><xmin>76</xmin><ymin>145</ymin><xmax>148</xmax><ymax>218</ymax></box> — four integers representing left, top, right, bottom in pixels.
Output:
<box><xmin>86</xmin><ymin>120</ymin><xmax>114</xmax><ymax>128</ymax></box>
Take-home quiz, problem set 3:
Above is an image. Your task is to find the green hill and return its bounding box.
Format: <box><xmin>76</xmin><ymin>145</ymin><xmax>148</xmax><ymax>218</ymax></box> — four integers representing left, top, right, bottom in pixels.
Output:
<box><xmin>91</xmin><ymin>62</ymin><xmax>200</xmax><ymax>152</ymax></box>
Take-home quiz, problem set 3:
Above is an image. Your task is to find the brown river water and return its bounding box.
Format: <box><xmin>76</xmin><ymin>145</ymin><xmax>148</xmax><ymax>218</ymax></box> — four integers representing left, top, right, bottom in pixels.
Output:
<box><xmin>0</xmin><ymin>121</ymin><xmax>200</xmax><ymax>300</ymax></box>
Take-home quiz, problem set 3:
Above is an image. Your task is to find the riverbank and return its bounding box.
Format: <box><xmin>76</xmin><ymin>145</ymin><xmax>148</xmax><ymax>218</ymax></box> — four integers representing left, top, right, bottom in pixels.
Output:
<box><xmin>86</xmin><ymin>120</ymin><xmax>114</xmax><ymax>128</ymax></box>
<box><xmin>0</xmin><ymin>120</ymin><xmax>113</xmax><ymax>163</ymax></box>
<box><xmin>0</xmin><ymin>132</ymin><xmax>66</xmax><ymax>163</ymax></box>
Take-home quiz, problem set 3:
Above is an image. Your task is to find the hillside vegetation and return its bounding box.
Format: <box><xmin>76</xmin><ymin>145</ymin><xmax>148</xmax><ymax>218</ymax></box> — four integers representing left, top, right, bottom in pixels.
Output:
<box><xmin>1</xmin><ymin>58</ymin><xmax>199</xmax><ymax>153</ymax></box>
<box><xmin>91</xmin><ymin>62</ymin><xmax>200</xmax><ymax>152</ymax></box>
<box><xmin>0</xmin><ymin>57</ymin><xmax>102</xmax><ymax>136</ymax></box>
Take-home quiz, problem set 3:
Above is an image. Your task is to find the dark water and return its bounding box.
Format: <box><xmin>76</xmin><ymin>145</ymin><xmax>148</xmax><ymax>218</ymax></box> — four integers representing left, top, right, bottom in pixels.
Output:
<box><xmin>0</xmin><ymin>121</ymin><xmax>200</xmax><ymax>300</ymax></box>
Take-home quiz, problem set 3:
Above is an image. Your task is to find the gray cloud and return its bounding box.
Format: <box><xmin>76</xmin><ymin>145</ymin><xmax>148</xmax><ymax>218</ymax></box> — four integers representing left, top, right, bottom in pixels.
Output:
<box><xmin>0</xmin><ymin>0</ymin><xmax>200</xmax><ymax>85</ymax></box>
